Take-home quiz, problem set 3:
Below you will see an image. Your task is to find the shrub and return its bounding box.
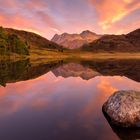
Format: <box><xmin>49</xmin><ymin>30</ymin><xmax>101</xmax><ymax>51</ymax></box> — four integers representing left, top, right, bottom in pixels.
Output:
<box><xmin>0</xmin><ymin>27</ymin><xmax>29</xmax><ymax>56</ymax></box>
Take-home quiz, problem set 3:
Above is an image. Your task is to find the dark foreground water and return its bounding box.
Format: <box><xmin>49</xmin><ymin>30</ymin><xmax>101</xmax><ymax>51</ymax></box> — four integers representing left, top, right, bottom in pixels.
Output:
<box><xmin>0</xmin><ymin>59</ymin><xmax>140</xmax><ymax>140</ymax></box>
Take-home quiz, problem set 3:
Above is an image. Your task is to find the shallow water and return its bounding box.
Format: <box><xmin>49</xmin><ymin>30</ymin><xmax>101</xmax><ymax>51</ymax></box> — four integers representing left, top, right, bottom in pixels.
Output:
<box><xmin>0</xmin><ymin>59</ymin><xmax>140</xmax><ymax>140</ymax></box>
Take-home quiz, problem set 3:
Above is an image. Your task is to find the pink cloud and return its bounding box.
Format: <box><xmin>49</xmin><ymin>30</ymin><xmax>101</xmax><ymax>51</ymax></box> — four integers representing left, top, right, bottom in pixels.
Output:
<box><xmin>0</xmin><ymin>0</ymin><xmax>61</xmax><ymax>38</ymax></box>
<box><xmin>89</xmin><ymin>0</ymin><xmax>140</xmax><ymax>33</ymax></box>
<box><xmin>0</xmin><ymin>0</ymin><xmax>139</xmax><ymax>38</ymax></box>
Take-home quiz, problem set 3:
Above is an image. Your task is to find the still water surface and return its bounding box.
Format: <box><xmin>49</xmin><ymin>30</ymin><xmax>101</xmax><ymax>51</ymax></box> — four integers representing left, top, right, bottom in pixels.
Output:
<box><xmin>0</xmin><ymin>59</ymin><xmax>140</xmax><ymax>140</ymax></box>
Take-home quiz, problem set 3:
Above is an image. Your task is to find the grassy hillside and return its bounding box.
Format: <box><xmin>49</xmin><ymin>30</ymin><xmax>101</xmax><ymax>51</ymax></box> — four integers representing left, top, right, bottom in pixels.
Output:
<box><xmin>5</xmin><ymin>28</ymin><xmax>63</xmax><ymax>50</ymax></box>
<box><xmin>0</xmin><ymin>26</ymin><xmax>64</xmax><ymax>59</ymax></box>
<box><xmin>1</xmin><ymin>26</ymin><xmax>140</xmax><ymax>60</ymax></box>
<box><xmin>0</xmin><ymin>27</ymin><xmax>29</xmax><ymax>56</ymax></box>
<box><xmin>82</xmin><ymin>28</ymin><xmax>140</xmax><ymax>52</ymax></box>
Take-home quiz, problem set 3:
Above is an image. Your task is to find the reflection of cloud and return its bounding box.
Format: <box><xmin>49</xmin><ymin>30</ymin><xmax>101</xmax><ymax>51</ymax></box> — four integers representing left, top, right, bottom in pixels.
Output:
<box><xmin>58</xmin><ymin>120</ymin><xmax>70</xmax><ymax>129</ymax></box>
<box><xmin>78</xmin><ymin>79</ymin><xmax>115</xmax><ymax>122</ymax></box>
<box><xmin>77</xmin><ymin>76</ymin><xmax>140</xmax><ymax>135</ymax></box>
<box><xmin>113</xmin><ymin>77</ymin><xmax>124</xmax><ymax>81</ymax></box>
<box><xmin>0</xmin><ymin>87</ymin><xmax>6</xmax><ymax>96</ymax></box>
<box><xmin>0</xmin><ymin>96</ymin><xmax>23</xmax><ymax>116</ymax></box>
<box><xmin>0</xmin><ymin>74</ymin><xmax>140</xmax><ymax>118</ymax></box>
<box><xmin>0</xmin><ymin>73</ymin><xmax>139</xmax><ymax>140</ymax></box>
<box><xmin>31</xmin><ymin>98</ymin><xmax>49</xmax><ymax>109</ymax></box>
<box><xmin>97</xmin><ymin>79</ymin><xmax>118</xmax><ymax>95</ymax></box>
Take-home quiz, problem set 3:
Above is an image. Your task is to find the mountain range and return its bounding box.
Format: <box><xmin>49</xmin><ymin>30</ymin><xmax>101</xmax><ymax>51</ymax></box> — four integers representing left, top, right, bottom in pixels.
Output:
<box><xmin>52</xmin><ymin>28</ymin><xmax>140</xmax><ymax>52</ymax></box>
<box><xmin>51</xmin><ymin>30</ymin><xmax>101</xmax><ymax>49</ymax></box>
<box><xmin>0</xmin><ymin>26</ymin><xmax>140</xmax><ymax>56</ymax></box>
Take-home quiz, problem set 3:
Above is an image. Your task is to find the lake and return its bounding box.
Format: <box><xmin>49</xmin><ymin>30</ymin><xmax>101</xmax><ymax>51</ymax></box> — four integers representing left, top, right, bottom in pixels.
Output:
<box><xmin>0</xmin><ymin>59</ymin><xmax>140</xmax><ymax>140</ymax></box>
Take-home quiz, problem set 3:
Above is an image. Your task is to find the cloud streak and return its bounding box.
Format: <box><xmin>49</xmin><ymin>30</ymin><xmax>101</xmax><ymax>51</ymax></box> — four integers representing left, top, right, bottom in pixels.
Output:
<box><xmin>0</xmin><ymin>0</ymin><xmax>60</xmax><ymax>38</ymax></box>
<box><xmin>89</xmin><ymin>0</ymin><xmax>140</xmax><ymax>31</ymax></box>
<box><xmin>0</xmin><ymin>0</ymin><xmax>139</xmax><ymax>39</ymax></box>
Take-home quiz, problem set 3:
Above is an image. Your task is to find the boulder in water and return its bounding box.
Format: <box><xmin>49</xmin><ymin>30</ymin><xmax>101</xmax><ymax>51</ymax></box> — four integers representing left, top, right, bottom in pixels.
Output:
<box><xmin>103</xmin><ymin>90</ymin><xmax>140</xmax><ymax>127</ymax></box>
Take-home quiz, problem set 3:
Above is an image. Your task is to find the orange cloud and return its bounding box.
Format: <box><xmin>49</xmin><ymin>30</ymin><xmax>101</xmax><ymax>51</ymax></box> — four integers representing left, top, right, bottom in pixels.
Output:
<box><xmin>0</xmin><ymin>14</ymin><xmax>42</xmax><ymax>35</ymax></box>
<box><xmin>0</xmin><ymin>0</ymin><xmax>139</xmax><ymax>37</ymax></box>
<box><xmin>89</xmin><ymin>0</ymin><xmax>140</xmax><ymax>30</ymax></box>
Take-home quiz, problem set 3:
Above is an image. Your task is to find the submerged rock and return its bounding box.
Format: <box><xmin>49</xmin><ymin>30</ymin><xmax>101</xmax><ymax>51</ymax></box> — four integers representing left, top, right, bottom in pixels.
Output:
<box><xmin>103</xmin><ymin>90</ymin><xmax>140</xmax><ymax>127</ymax></box>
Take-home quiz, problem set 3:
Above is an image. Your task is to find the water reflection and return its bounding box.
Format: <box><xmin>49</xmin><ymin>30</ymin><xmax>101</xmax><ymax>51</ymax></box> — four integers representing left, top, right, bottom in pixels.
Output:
<box><xmin>0</xmin><ymin>59</ymin><xmax>29</xmax><ymax>86</ymax></box>
<box><xmin>0</xmin><ymin>59</ymin><xmax>140</xmax><ymax>86</ymax></box>
<box><xmin>0</xmin><ymin>59</ymin><xmax>63</xmax><ymax>86</ymax></box>
<box><xmin>81</xmin><ymin>59</ymin><xmax>140</xmax><ymax>82</ymax></box>
<box><xmin>0</xmin><ymin>59</ymin><xmax>140</xmax><ymax>140</ymax></box>
<box><xmin>103</xmin><ymin>111</ymin><xmax>140</xmax><ymax>140</ymax></box>
<box><xmin>52</xmin><ymin>63</ymin><xmax>101</xmax><ymax>80</ymax></box>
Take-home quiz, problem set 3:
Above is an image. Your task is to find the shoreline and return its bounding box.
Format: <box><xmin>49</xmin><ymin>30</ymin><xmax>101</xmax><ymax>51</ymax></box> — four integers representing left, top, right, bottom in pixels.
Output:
<box><xmin>1</xmin><ymin>50</ymin><xmax>140</xmax><ymax>62</ymax></box>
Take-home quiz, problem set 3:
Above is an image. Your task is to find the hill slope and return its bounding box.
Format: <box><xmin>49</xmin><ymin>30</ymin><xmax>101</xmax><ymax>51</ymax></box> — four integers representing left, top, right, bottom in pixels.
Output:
<box><xmin>0</xmin><ymin>27</ymin><xmax>29</xmax><ymax>56</ymax></box>
<box><xmin>5</xmin><ymin>28</ymin><xmax>62</xmax><ymax>50</ymax></box>
<box><xmin>51</xmin><ymin>30</ymin><xmax>101</xmax><ymax>49</ymax></box>
<box><xmin>82</xmin><ymin>28</ymin><xmax>140</xmax><ymax>52</ymax></box>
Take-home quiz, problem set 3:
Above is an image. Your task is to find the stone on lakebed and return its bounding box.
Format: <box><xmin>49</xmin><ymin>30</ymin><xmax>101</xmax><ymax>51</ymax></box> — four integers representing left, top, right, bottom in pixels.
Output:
<box><xmin>103</xmin><ymin>90</ymin><xmax>140</xmax><ymax>127</ymax></box>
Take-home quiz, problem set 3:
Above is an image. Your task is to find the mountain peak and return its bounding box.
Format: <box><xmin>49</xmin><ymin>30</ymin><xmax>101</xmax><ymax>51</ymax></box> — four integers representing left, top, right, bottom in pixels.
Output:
<box><xmin>51</xmin><ymin>30</ymin><xmax>102</xmax><ymax>49</ymax></box>
<box><xmin>81</xmin><ymin>30</ymin><xmax>96</xmax><ymax>35</ymax></box>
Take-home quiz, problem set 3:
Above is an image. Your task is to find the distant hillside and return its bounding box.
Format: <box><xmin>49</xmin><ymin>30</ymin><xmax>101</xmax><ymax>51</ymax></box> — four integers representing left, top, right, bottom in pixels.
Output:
<box><xmin>51</xmin><ymin>30</ymin><xmax>101</xmax><ymax>49</ymax></box>
<box><xmin>5</xmin><ymin>28</ymin><xmax>62</xmax><ymax>50</ymax></box>
<box><xmin>0</xmin><ymin>27</ymin><xmax>29</xmax><ymax>56</ymax></box>
<box><xmin>82</xmin><ymin>28</ymin><xmax>140</xmax><ymax>52</ymax></box>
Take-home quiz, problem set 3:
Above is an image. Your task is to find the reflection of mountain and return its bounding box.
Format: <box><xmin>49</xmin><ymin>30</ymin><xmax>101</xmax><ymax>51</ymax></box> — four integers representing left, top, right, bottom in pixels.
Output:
<box><xmin>19</xmin><ymin>61</ymin><xmax>63</xmax><ymax>81</ymax></box>
<box><xmin>81</xmin><ymin>59</ymin><xmax>140</xmax><ymax>82</ymax></box>
<box><xmin>0</xmin><ymin>59</ymin><xmax>63</xmax><ymax>86</ymax></box>
<box><xmin>52</xmin><ymin>63</ymin><xmax>101</xmax><ymax>80</ymax></box>
<box><xmin>52</xmin><ymin>60</ymin><xmax>140</xmax><ymax>82</ymax></box>
<box><xmin>0</xmin><ymin>59</ymin><xmax>140</xmax><ymax>86</ymax></box>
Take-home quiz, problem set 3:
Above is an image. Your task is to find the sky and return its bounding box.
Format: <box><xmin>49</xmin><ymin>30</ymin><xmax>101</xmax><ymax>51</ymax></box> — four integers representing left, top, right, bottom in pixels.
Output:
<box><xmin>0</xmin><ymin>0</ymin><xmax>140</xmax><ymax>39</ymax></box>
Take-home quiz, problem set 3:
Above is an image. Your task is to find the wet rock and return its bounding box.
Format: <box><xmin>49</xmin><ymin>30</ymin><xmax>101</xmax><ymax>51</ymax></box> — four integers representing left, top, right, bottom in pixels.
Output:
<box><xmin>103</xmin><ymin>90</ymin><xmax>140</xmax><ymax>127</ymax></box>
<box><xmin>111</xmin><ymin>126</ymin><xmax>140</xmax><ymax>140</ymax></box>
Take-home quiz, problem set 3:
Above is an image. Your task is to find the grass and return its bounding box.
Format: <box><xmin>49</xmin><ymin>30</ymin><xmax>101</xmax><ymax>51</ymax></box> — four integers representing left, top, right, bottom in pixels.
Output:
<box><xmin>29</xmin><ymin>49</ymin><xmax>140</xmax><ymax>61</ymax></box>
<box><xmin>1</xmin><ymin>48</ymin><xmax>140</xmax><ymax>62</ymax></box>
<box><xmin>0</xmin><ymin>53</ymin><xmax>27</xmax><ymax>61</ymax></box>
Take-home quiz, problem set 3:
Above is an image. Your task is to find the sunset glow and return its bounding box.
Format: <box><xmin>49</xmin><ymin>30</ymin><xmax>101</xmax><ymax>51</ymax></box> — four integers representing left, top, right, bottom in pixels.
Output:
<box><xmin>0</xmin><ymin>0</ymin><xmax>139</xmax><ymax>39</ymax></box>
<box><xmin>0</xmin><ymin>72</ymin><xmax>140</xmax><ymax>117</ymax></box>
